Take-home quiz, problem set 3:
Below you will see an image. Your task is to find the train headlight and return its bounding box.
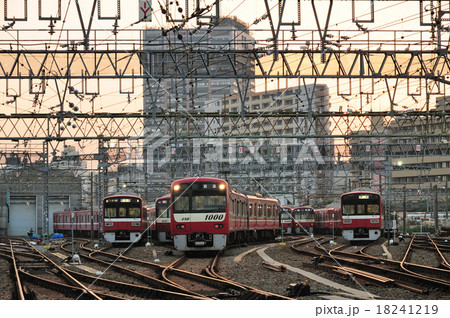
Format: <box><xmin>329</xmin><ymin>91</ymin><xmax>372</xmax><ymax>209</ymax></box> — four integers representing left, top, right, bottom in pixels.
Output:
<box><xmin>370</xmin><ymin>219</ymin><xmax>380</xmax><ymax>224</ymax></box>
<box><xmin>219</xmin><ymin>183</ymin><xmax>226</xmax><ymax>190</ymax></box>
<box><xmin>174</xmin><ymin>184</ymin><xmax>180</xmax><ymax>191</ymax></box>
<box><xmin>214</xmin><ymin>224</ymin><xmax>223</xmax><ymax>229</ymax></box>
<box><xmin>176</xmin><ymin>224</ymin><xmax>186</xmax><ymax>229</ymax></box>
<box><xmin>343</xmin><ymin>219</ymin><xmax>352</xmax><ymax>224</ymax></box>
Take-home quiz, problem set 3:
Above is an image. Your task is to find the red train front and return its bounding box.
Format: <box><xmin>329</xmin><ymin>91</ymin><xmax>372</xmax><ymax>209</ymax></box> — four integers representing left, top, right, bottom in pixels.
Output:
<box><xmin>341</xmin><ymin>191</ymin><xmax>384</xmax><ymax>241</ymax></box>
<box><xmin>103</xmin><ymin>194</ymin><xmax>149</xmax><ymax>244</ymax></box>
<box><xmin>171</xmin><ymin>177</ymin><xmax>229</xmax><ymax>251</ymax></box>
<box><xmin>293</xmin><ymin>206</ymin><xmax>315</xmax><ymax>235</ymax></box>
<box><xmin>155</xmin><ymin>195</ymin><xmax>172</xmax><ymax>243</ymax></box>
<box><xmin>280</xmin><ymin>206</ymin><xmax>293</xmax><ymax>234</ymax></box>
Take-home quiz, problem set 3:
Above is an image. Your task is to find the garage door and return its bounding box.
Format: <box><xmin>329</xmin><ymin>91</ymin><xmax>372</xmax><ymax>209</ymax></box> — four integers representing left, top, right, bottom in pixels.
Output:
<box><xmin>9</xmin><ymin>197</ymin><xmax>37</xmax><ymax>236</ymax></box>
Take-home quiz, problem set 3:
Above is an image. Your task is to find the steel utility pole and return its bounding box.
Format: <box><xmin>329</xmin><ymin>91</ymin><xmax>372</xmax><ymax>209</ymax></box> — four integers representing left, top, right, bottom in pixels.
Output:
<box><xmin>403</xmin><ymin>186</ymin><xmax>407</xmax><ymax>234</ymax></box>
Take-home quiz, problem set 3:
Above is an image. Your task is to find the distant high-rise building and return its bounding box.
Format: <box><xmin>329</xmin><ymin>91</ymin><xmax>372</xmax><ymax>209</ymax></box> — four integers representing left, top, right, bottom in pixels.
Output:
<box><xmin>141</xmin><ymin>17</ymin><xmax>256</xmax><ymax>198</ymax></box>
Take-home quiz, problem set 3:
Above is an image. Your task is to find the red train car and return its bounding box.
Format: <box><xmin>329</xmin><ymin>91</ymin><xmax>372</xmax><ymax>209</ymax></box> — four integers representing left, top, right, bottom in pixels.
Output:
<box><xmin>155</xmin><ymin>195</ymin><xmax>172</xmax><ymax>243</ymax></box>
<box><xmin>103</xmin><ymin>194</ymin><xmax>154</xmax><ymax>244</ymax></box>
<box><xmin>314</xmin><ymin>207</ymin><xmax>342</xmax><ymax>236</ymax></box>
<box><xmin>280</xmin><ymin>206</ymin><xmax>293</xmax><ymax>234</ymax></box>
<box><xmin>53</xmin><ymin>209</ymin><xmax>99</xmax><ymax>236</ymax></box>
<box><xmin>170</xmin><ymin>177</ymin><xmax>280</xmax><ymax>252</ymax></box>
<box><xmin>293</xmin><ymin>206</ymin><xmax>315</xmax><ymax>235</ymax></box>
<box><xmin>340</xmin><ymin>190</ymin><xmax>384</xmax><ymax>241</ymax></box>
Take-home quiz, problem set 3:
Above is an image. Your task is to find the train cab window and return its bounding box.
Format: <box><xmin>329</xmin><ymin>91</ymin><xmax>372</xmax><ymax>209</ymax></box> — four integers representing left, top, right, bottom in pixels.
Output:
<box><xmin>129</xmin><ymin>207</ymin><xmax>140</xmax><ymax>218</ymax></box>
<box><xmin>342</xmin><ymin>205</ymin><xmax>354</xmax><ymax>215</ymax></box>
<box><xmin>367</xmin><ymin>204</ymin><xmax>379</xmax><ymax>214</ymax></box>
<box><xmin>119</xmin><ymin>207</ymin><xmax>126</xmax><ymax>217</ymax></box>
<box><xmin>105</xmin><ymin>207</ymin><xmax>117</xmax><ymax>218</ymax></box>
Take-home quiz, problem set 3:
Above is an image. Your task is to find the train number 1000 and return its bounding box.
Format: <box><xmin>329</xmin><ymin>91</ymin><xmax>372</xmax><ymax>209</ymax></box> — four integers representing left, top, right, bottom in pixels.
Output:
<box><xmin>205</xmin><ymin>214</ymin><xmax>224</xmax><ymax>221</ymax></box>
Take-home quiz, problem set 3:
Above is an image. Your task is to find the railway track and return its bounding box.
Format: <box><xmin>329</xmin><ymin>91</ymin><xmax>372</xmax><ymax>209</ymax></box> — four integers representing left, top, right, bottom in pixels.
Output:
<box><xmin>74</xmin><ymin>239</ymin><xmax>292</xmax><ymax>300</ymax></box>
<box><xmin>291</xmin><ymin>236</ymin><xmax>450</xmax><ymax>294</ymax></box>
<box><xmin>0</xmin><ymin>238</ymin><xmax>109</xmax><ymax>299</ymax></box>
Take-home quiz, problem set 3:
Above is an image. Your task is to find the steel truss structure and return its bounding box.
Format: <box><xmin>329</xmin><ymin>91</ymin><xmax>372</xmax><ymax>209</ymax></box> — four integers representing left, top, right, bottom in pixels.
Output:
<box><xmin>1</xmin><ymin>0</ymin><xmax>450</xmax><ymax>237</ymax></box>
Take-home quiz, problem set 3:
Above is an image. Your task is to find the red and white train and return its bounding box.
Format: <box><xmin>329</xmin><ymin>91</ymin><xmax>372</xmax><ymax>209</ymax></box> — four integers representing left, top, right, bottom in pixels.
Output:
<box><xmin>155</xmin><ymin>195</ymin><xmax>172</xmax><ymax>243</ymax></box>
<box><xmin>103</xmin><ymin>194</ymin><xmax>156</xmax><ymax>243</ymax></box>
<box><xmin>53</xmin><ymin>209</ymin><xmax>100</xmax><ymax>235</ymax></box>
<box><xmin>293</xmin><ymin>206</ymin><xmax>315</xmax><ymax>235</ymax></box>
<box><xmin>314</xmin><ymin>190</ymin><xmax>384</xmax><ymax>241</ymax></box>
<box><xmin>170</xmin><ymin>177</ymin><xmax>281</xmax><ymax>252</ymax></box>
<box><xmin>340</xmin><ymin>190</ymin><xmax>384</xmax><ymax>241</ymax></box>
<box><xmin>53</xmin><ymin>194</ymin><xmax>160</xmax><ymax>244</ymax></box>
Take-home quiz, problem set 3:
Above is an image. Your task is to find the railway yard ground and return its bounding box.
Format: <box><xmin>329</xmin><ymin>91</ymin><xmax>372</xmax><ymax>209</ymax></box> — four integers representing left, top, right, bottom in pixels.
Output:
<box><xmin>1</xmin><ymin>234</ymin><xmax>450</xmax><ymax>302</ymax></box>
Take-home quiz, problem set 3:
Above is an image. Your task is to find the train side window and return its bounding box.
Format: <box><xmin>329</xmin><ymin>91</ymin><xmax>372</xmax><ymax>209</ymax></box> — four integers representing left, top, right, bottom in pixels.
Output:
<box><xmin>267</xmin><ymin>205</ymin><xmax>272</xmax><ymax>218</ymax></box>
<box><xmin>249</xmin><ymin>204</ymin><xmax>253</xmax><ymax>217</ymax></box>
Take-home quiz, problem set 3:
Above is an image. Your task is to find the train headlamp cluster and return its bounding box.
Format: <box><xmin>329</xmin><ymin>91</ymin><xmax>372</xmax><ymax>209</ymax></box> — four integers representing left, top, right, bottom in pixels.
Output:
<box><xmin>173</xmin><ymin>184</ymin><xmax>180</xmax><ymax>191</ymax></box>
<box><xmin>219</xmin><ymin>183</ymin><xmax>226</xmax><ymax>190</ymax></box>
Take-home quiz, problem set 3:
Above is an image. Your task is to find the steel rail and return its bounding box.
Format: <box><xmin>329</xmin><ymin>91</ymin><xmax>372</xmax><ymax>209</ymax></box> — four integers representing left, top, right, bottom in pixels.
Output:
<box><xmin>9</xmin><ymin>240</ymin><xmax>25</xmax><ymax>300</ymax></box>
<box><xmin>160</xmin><ymin>256</ymin><xmax>212</xmax><ymax>299</ymax></box>
<box><xmin>18</xmin><ymin>268</ymin><xmax>125</xmax><ymax>300</ymax></box>
<box><xmin>23</xmin><ymin>239</ymin><xmax>103</xmax><ymax>300</ymax></box>
<box><xmin>206</xmin><ymin>249</ymin><xmax>293</xmax><ymax>300</ymax></box>
<box><xmin>427</xmin><ymin>235</ymin><xmax>450</xmax><ymax>270</ymax></box>
<box><xmin>293</xmin><ymin>238</ymin><xmax>450</xmax><ymax>292</ymax></box>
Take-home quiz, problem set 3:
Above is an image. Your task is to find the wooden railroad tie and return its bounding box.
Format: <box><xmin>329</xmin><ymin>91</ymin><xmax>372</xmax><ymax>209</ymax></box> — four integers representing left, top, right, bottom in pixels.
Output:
<box><xmin>262</xmin><ymin>261</ymin><xmax>287</xmax><ymax>272</ymax></box>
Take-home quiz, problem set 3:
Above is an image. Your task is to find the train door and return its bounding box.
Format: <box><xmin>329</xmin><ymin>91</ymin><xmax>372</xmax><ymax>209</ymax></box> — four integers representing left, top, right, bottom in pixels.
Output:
<box><xmin>246</xmin><ymin>201</ymin><xmax>250</xmax><ymax>231</ymax></box>
<box><xmin>264</xmin><ymin>204</ymin><xmax>267</xmax><ymax>226</ymax></box>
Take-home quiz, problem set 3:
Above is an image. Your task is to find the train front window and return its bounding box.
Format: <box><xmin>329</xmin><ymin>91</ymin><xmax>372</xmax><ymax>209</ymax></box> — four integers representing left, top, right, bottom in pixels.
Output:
<box><xmin>104</xmin><ymin>197</ymin><xmax>142</xmax><ymax>218</ymax></box>
<box><xmin>156</xmin><ymin>199</ymin><xmax>170</xmax><ymax>218</ymax></box>
<box><xmin>105</xmin><ymin>207</ymin><xmax>117</xmax><ymax>218</ymax></box>
<box><xmin>281</xmin><ymin>212</ymin><xmax>291</xmax><ymax>220</ymax></box>
<box><xmin>129</xmin><ymin>207</ymin><xmax>140</xmax><ymax>217</ymax></box>
<box><xmin>342</xmin><ymin>193</ymin><xmax>380</xmax><ymax>215</ymax></box>
<box><xmin>294</xmin><ymin>208</ymin><xmax>314</xmax><ymax>220</ymax></box>
<box><xmin>173</xmin><ymin>182</ymin><xmax>227</xmax><ymax>213</ymax></box>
